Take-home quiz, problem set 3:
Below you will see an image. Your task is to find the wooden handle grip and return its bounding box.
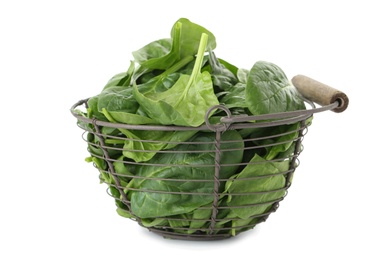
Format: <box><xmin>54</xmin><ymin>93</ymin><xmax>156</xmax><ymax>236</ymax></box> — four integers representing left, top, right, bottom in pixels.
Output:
<box><xmin>291</xmin><ymin>75</ymin><xmax>349</xmax><ymax>113</ymax></box>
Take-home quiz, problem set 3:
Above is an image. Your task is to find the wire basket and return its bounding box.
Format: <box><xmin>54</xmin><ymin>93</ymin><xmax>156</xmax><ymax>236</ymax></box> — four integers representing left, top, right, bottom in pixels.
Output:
<box><xmin>70</xmin><ymin>75</ymin><xmax>349</xmax><ymax>240</ymax></box>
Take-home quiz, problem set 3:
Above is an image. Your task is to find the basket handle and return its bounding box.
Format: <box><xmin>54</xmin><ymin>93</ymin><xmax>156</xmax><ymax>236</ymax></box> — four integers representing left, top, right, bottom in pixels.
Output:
<box><xmin>291</xmin><ymin>75</ymin><xmax>349</xmax><ymax>113</ymax></box>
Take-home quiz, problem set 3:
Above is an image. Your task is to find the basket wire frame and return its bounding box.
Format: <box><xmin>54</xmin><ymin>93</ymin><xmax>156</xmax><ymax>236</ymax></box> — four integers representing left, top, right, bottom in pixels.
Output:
<box><xmin>71</xmin><ymin>98</ymin><xmax>337</xmax><ymax>240</ymax></box>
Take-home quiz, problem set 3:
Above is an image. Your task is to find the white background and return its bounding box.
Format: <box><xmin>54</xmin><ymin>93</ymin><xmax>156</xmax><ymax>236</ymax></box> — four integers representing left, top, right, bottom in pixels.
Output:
<box><xmin>1</xmin><ymin>0</ymin><xmax>388</xmax><ymax>259</ymax></box>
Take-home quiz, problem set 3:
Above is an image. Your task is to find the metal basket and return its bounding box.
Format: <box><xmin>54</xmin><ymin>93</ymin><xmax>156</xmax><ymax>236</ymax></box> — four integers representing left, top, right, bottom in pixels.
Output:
<box><xmin>70</xmin><ymin>75</ymin><xmax>349</xmax><ymax>240</ymax></box>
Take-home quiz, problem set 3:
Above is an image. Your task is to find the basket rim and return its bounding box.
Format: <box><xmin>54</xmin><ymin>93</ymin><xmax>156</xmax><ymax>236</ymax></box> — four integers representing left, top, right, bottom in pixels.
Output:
<box><xmin>70</xmin><ymin>98</ymin><xmax>338</xmax><ymax>132</ymax></box>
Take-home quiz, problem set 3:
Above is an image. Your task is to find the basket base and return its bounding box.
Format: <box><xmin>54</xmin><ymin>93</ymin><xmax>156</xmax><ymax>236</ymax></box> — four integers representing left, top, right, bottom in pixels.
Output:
<box><xmin>143</xmin><ymin>214</ymin><xmax>271</xmax><ymax>241</ymax></box>
<box><xmin>147</xmin><ymin>227</ymin><xmax>235</xmax><ymax>241</ymax></box>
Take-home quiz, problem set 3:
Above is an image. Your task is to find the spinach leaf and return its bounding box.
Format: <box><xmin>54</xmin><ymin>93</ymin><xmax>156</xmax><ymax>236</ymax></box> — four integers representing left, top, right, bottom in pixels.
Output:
<box><xmin>96</xmin><ymin>87</ymin><xmax>158</xmax><ymax>125</ymax></box>
<box><xmin>237</xmin><ymin>68</ymin><xmax>249</xmax><ymax>84</ymax></box>
<box><xmin>219</xmin><ymin>58</ymin><xmax>239</xmax><ymax>78</ymax></box>
<box><xmin>187</xmin><ymin>205</ymin><xmax>213</xmax><ymax>234</ymax></box>
<box><xmin>225</xmin><ymin>154</ymin><xmax>288</xmax><ymax>219</ymax></box>
<box><xmin>97</xmin><ymin>56</ymin><xmax>194</xmax><ymax>126</ymax></box>
<box><xmin>218</xmin><ymin>68</ymin><xmax>248</xmax><ymax>112</ymax></box>
<box><xmin>133</xmin><ymin>55</ymin><xmax>194</xmax><ymax>96</ymax></box>
<box><xmin>102</xmin><ymin>61</ymin><xmax>135</xmax><ymax>90</ymax></box>
<box><xmin>121</xmin><ymin>129</ymin><xmax>198</xmax><ymax>163</ymax></box>
<box><xmin>132</xmin><ymin>18</ymin><xmax>216</xmax><ymax>70</ymax></box>
<box><xmin>128</xmin><ymin>130</ymin><xmax>244</xmax><ymax>218</ymax></box>
<box><xmin>246</xmin><ymin>61</ymin><xmax>306</xmax><ymax>115</ymax></box>
<box><xmin>133</xmin><ymin>33</ymin><xmax>219</xmax><ymax>127</ymax></box>
<box><xmin>208</xmin><ymin>51</ymin><xmax>238</xmax><ymax>91</ymax></box>
<box><xmin>172</xmin><ymin>18</ymin><xmax>216</xmax><ymax>59</ymax></box>
<box><xmin>102</xmin><ymin>108</ymin><xmax>197</xmax><ymax>162</ymax></box>
<box><xmin>96</xmin><ymin>61</ymin><xmax>138</xmax><ymax>114</ymax></box>
<box><xmin>86</xmin><ymin>95</ymin><xmax>106</xmax><ymax>121</ymax></box>
<box><xmin>105</xmin><ymin>110</ymin><xmax>158</xmax><ymax>125</ymax></box>
<box><xmin>219</xmin><ymin>82</ymin><xmax>247</xmax><ymax>109</ymax></box>
<box><xmin>140</xmin><ymin>217</ymin><xmax>167</xmax><ymax>228</ymax></box>
<box><xmin>177</xmin><ymin>55</ymin><xmax>209</xmax><ymax>75</ymax></box>
<box><xmin>98</xmin><ymin>87</ymin><xmax>139</xmax><ymax>114</ymax></box>
<box><xmin>251</xmin><ymin>122</ymin><xmax>301</xmax><ymax>160</ymax></box>
<box><xmin>131</xmin><ymin>23</ymin><xmax>180</xmax><ymax>70</ymax></box>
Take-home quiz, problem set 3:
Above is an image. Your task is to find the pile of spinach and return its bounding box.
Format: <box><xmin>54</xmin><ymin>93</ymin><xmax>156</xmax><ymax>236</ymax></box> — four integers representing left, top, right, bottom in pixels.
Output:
<box><xmin>78</xmin><ymin>18</ymin><xmax>309</xmax><ymax>236</ymax></box>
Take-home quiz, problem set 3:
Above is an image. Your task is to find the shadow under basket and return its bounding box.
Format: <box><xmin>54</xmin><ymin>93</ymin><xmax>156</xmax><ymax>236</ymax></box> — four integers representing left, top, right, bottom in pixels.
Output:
<box><xmin>70</xmin><ymin>75</ymin><xmax>349</xmax><ymax>240</ymax></box>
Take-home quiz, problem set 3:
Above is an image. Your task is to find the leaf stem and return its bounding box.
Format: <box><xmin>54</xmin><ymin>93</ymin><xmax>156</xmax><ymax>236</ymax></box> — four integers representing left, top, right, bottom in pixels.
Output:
<box><xmin>160</xmin><ymin>55</ymin><xmax>194</xmax><ymax>78</ymax></box>
<box><xmin>101</xmin><ymin>108</ymin><xmax>134</xmax><ymax>137</ymax></box>
<box><xmin>122</xmin><ymin>61</ymin><xmax>135</xmax><ymax>86</ymax></box>
<box><xmin>105</xmin><ymin>139</ymin><xmax>126</xmax><ymax>145</ymax></box>
<box><xmin>188</xmin><ymin>33</ymin><xmax>208</xmax><ymax>85</ymax></box>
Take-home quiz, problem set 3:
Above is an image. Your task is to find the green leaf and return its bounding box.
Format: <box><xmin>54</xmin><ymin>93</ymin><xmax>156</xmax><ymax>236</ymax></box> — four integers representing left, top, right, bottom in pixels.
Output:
<box><xmin>106</xmin><ymin>110</ymin><xmax>158</xmax><ymax>125</ymax></box>
<box><xmin>188</xmin><ymin>205</ymin><xmax>213</xmax><ymax>233</ymax></box>
<box><xmin>219</xmin><ymin>82</ymin><xmax>247</xmax><ymax>109</ymax></box>
<box><xmin>225</xmin><ymin>154</ymin><xmax>288</xmax><ymax>219</ymax></box>
<box><xmin>208</xmin><ymin>51</ymin><xmax>237</xmax><ymax>91</ymax></box>
<box><xmin>132</xmin><ymin>18</ymin><xmax>216</xmax><ymax>70</ymax></box>
<box><xmin>128</xmin><ymin>130</ymin><xmax>244</xmax><ymax>218</ymax></box>
<box><xmin>98</xmin><ymin>56</ymin><xmax>195</xmax><ymax>126</ymax></box>
<box><xmin>122</xmin><ymin>129</ymin><xmax>197</xmax><ymax>162</ymax></box>
<box><xmin>101</xmin><ymin>108</ymin><xmax>197</xmax><ymax>162</ymax></box>
<box><xmin>140</xmin><ymin>217</ymin><xmax>168</xmax><ymax>228</ymax></box>
<box><xmin>246</xmin><ymin>61</ymin><xmax>306</xmax><ymax>115</ymax></box>
<box><xmin>133</xmin><ymin>33</ymin><xmax>219</xmax><ymax>127</ymax></box>
<box><xmin>86</xmin><ymin>96</ymin><xmax>106</xmax><ymax>121</ymax></box>
<box><xmin>171</xmin><ymin>18</ymin><xmax>216</xmax><ymax>58</ymax></box>
<box><xmin>97</xmin><ymin>86</ymin><xmax>139</xmax><ymax>114</ymax></box>
<box><xmin>102</xmin><ymin>61</ymin><xmax>135</xmax><ymax>90</ymax></box>
<box><xmin>237</xmin><ymin>68</ymin><xmax>249</xmax><ymax>84</ymax></box>
<box><xmin>116</xmin><ymin>208</ymin><xmax>134</xmax><ymax>219</ymax></box>
<box><xmin>252</xmin><ymin>122</ymin><xmax>301</xmax><ymax>160</ymax></box>
<box><xmin>132</xmin><ymin>22</ymin><xmax>181</xmax><ymax>70</ymax></box>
